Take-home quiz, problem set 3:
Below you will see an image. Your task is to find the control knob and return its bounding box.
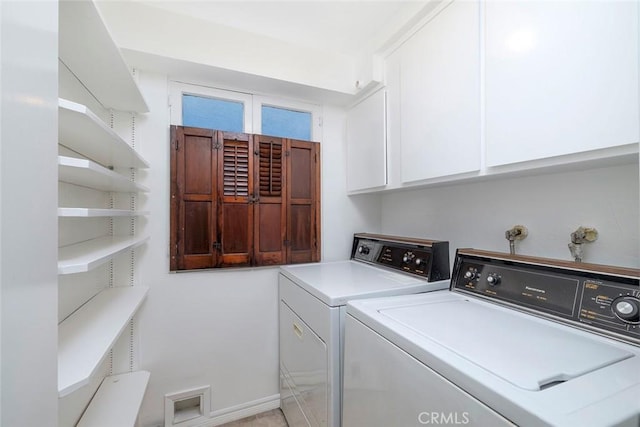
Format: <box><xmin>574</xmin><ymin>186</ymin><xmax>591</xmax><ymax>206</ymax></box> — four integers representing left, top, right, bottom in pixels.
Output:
<box><xmin>402</xmin><ymin>252</ymin><xmax>415</xmax><ymax>263</ymax></box>
<box><xmin>415</xmin><ymin>258</ymin><xmax>423</xmax><ymax>266</ymax></box>
<box><xmin>358</xmin><ymin>245</ymin><xmax>370</xmax><ymax>255</ymax></box>
<box><xmin>464</xmin><ymin>270</ymin><xmax>477</xmax><ymax>280</ymax></box>
<box><xmin>486</xmin><ymin>273</ymin><xmax>501</xmax><ymax>286</ymax></box>
<box><xmin>611</xmin><ymin>296</ymin><xmax>640</xmax><ymax>324</ymax></box>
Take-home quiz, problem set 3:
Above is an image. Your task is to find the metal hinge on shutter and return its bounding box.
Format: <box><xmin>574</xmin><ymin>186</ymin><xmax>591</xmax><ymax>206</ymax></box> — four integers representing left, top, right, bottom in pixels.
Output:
<box><xmin>212</xmin><ymin>242</ymin><xmax>221</xmax><ymax>251</ymax></box>
<box><xmin>175</xmin><ymin>138</ymin><xmax>179</xmax><ymax>150</ymax></box>
<box><xmin>213</xmin><ymin>141</ymin><xmax>221</xmax><ymax>150</ymax></box>
<box><xmin>283</xmin><ymin>239</ymin><xmax>291</xmax><ymax>247</ymax></box>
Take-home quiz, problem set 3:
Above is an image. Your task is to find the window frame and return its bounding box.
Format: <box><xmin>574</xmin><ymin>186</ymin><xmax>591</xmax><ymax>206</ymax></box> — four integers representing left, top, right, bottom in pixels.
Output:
<box><xmin>169</xmin><ymin>82</ymin><xmax>254</xmax><ymax>132</ymax></box>
<box><xmin>253</xmin><ymin>95</ymin><xmax>322</xmax><ymax>142</ymax></box>
<box><xmin>169</xmin><ymin>81</ymin><xmax>322</xmax><ymax>142</ymax></box>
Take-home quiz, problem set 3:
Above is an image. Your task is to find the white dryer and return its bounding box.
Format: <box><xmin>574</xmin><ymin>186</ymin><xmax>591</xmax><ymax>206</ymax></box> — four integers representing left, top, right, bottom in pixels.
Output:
<box><xmin>279</xmin><ymin>233</ymin><xmax>451</xmax><ymax>427</ymax></box>
<box><xmin>343</xmin><ymin>249</ymin><xmax>640</xmax><ymax>426</ymax></box>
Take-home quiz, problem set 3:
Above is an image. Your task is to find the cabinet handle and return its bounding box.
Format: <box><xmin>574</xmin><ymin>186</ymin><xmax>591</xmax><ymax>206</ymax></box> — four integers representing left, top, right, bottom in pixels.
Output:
<box><xmin>293</xmin><ymin>322</ymin><xmax>303</xmax><ymax>339</ymax></box>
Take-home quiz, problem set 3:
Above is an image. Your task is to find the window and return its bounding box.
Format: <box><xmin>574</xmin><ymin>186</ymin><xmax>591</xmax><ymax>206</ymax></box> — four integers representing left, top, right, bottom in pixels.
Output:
<box><xmin>168</xmin><ymin>82</ymin><xmax>321</xmax><ymax>271</ymax></box>
<box><xmin>170</xmin><ymin>82</ymin><xmax>322</xmax><ymax>141</ymax></box>
<box><xmin>182</xmin><ymin>95</ymin><xmax>244</xmax><ymax>132</ymax></box>
<box><xmin>170</xmin><ymin>83</ymin><xmax>254</xmax><ymax>132</ymax></box>
<box><xmin>261</xmin><ymin>105</ymin><xmax>312</xmax><ymax>140</ymax></box>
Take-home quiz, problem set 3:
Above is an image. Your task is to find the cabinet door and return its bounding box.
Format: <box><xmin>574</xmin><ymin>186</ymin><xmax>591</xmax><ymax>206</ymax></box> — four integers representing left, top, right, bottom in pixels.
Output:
<box><xmin>485</xmin><ymin>1</ymin><xmax>639</xmax><ymax>167</ymax></box>
<box><xmin>254</xmin><ymin>135</ymin><xmax>287</xmax><ymax>266</ymax></box>
<box><xmin>218</xmin><ymin>131</ymin><xmax>253</xmax><ymax>267</ymax></box>
<box><xmin>171</xmin><ymin>126</ymin><xmax>218</xmax><ymax>270</ymax></box>
<box><xmin>346</xmin><ymin>89</ymin><xmax>387</xmax><ymax>192</ymax></box>
<box><xmin>287</xmin><ymin>139</ymin><xmax>320</xmax><ymax>264</ymax></box>
<box><xmin>400</xmin><ymin>0</ymin><xmax>480</xmax><ymax>183</ymax></box>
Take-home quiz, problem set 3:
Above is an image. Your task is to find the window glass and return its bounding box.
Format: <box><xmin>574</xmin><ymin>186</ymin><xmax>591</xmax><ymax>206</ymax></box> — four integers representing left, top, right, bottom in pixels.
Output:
<box><xmin>261</xmin><ymin>105</ymin><xmax>312</xmax><ymax>140</ymax></box>
<box><xmin>182</xmin><ymin>95</ymin><xmax>244</xmax><ymax>132</ymax></box>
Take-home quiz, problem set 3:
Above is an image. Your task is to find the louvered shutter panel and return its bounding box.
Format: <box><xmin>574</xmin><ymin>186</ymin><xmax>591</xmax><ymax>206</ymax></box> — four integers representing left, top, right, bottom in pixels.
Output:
<box><xmin>217</xmin><ymin>131</ymin><xmax>253</xmax><ymax>267</ymax></box>
<box><xmin>286</xmin><ymin>139</ymin><xmax>321</xmax><ymax>263</ymax></box>
<box><xmin>170</xmin><ymin>126</ymin><xmax>218</xmax><ymax>270</ymax></box>
<box><xmin>254</xmin><ymin>135</ymin><xmax>287</xmax><ymax>265</ymax></box>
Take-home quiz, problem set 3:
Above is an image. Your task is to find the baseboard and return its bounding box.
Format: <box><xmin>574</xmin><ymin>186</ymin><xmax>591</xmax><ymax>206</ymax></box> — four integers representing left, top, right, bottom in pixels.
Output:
<box><xmin>194</xmin><ymin>394</ymin><xmax>281</xmax><ymax>427</ymax></box>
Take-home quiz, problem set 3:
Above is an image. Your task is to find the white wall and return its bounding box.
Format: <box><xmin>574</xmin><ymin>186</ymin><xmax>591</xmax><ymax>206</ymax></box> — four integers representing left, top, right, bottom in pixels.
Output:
<box><xmin>134</xmin><ymin>70</ymin><xmax>380</xmax><ymax>426</ymax></box>
<box><xmin>97</xmin><ymin>1</ymin><xmax>357</xmax><ymax>96</ymax></box>
<box><xmin>380</xmin><ymin>163</ymin><xmax>640</xmax><ymax>268</ymax></box>
<box><xmin>0</xmin><ymin>1</ymin><xmax>58</xmax><ymax>425</ymax></box>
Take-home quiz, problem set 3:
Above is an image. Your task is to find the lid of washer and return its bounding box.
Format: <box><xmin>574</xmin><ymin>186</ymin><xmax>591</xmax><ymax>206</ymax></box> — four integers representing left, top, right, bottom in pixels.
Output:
<box><xmin>378</xmin><ymin>297</ymin><xmax>634</xmax><ymax>391</ymax></box>
<box><xmin>280</xmin><ymin>261</ymin><xmax>448</xmax><ymax>307</ymax></box>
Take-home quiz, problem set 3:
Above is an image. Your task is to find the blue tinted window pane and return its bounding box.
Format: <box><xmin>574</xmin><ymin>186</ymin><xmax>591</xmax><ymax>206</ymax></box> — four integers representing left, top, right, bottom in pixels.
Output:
<box><xmin>261</xmin><ymin>106</ymin><xmax>312</xmax><ymax>140</ymax></box>
<box><xmin>182</xmin><ymin>95</ymin><xmax>244</xmax><ymax>132</ymax></box>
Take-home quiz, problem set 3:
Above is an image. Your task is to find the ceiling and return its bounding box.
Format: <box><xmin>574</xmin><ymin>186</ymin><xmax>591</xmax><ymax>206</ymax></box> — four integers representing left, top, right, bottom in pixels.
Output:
<box><xmin>135</xmin><ymin>1</ymin><xmax>428</xmax><ymax>55</ymax></box>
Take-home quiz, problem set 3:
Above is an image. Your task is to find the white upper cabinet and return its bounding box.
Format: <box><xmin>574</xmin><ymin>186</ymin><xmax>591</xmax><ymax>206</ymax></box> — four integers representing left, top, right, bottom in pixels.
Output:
<box><xmin>346</xmin><ymin>88</ymin><xmax>387</xmax><ymax>192</ymax></box>
<box><xmin>485</xmin><ymin>0</ymin><xmax>639</xmax><ymax>167</ymax></box>
<box><xmin>399</xmin><ymin>0</ymin><xmax>481</xmax><ymax>183</ymax></box>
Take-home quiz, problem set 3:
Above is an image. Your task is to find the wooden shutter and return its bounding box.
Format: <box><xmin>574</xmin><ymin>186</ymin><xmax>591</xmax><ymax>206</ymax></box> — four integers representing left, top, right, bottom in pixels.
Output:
<box><xmin>286</xmin><ymin>139</ymin><xmax>320</xmax><ymax>263</ymax></box>
<box><xmin>217</xmin><ymin>131</ymin><xmax>253</xmax><ymax>267</ymax></box>
<box><xmin>171</xmin><ymin>126</ymin><xmax>218</xmax><ymax>270</ymax></box>
<box><xmin>253</xmin><ymin>135</ymin><xmax>287</xmax><ymax>265</ymax></box>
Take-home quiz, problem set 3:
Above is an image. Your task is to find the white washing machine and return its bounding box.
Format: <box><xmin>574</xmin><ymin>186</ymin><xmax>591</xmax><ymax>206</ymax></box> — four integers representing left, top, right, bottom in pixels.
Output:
<box><xmin>343</xmin><ymin>248</ymin><xmax>640</xmax><ymax>426</ymax></box>
<box><xmin>279</xmin><ymin>233</ymin><xmax>451</xmax><ymax>427</ymax></box>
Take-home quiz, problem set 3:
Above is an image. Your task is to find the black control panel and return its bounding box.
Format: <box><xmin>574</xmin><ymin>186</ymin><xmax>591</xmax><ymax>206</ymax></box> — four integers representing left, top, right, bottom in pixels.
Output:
<box><xmin>351</xmin><ymin>233</ymin><xmax>449</xmax><ymax>282</ymax></box>
<box><xmin>452</xmin><ymin>249</ymin><xmax>640</xmax><ymax>345</ymax></box>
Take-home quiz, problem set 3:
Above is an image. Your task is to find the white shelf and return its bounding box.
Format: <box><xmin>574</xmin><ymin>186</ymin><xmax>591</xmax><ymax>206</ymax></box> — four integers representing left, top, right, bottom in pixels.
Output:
<box><xmin>59</xmin><ymin>99</ymin><xmax>149</xmax><ymax>169</ymax></box>
<box><xmin>58</xmin><ymin>208</ymin><xmax>149</xmax><ymax>217</ymax></box>
<box><xmin>58</xmin><ymin>286</ymin><xmax>149</xmax><ymax>397</ymax></box>
<box><xmin>59</xmin><ymin>1</ymin><xmax>148</xmax><ymax>113</ymax></box>
<box><xmin>58</xmin><ymin>156</ymin><xmax>149</xmax><ymax>193</ymax></box>
<box><xmin>58</xmin><ymin>235</ymin><xmax>149</xmax><ymax>275</ymax></box>
<box><xmin>77</xmin><ymin>371</ymin><xmax>150</xmax><ymax>427</ymax></box>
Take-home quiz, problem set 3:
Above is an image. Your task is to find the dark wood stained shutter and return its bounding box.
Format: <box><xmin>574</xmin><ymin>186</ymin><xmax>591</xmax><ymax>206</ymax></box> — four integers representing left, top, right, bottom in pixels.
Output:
<box><xmin>171</xmin><ymin>126</ymin><xmax>321</xmax><ymax>271</ymax></box>
<box><xmin>217</xmin><ymin>131</ymin><xmax>253</xmax><ymax>267</ymax></box>
<box><xmin>170</xmin><ymin>125</ymin><xmax>218</xmax><ymax>270</ymax></box>
<box><xmin>286</xmin><ymin>139</ymin><xmax>320</xmax><ymax>264</ymax></box>
<box><xmin>254</xmin><ymin>135</ymin><xmax>287</xmax><ymax>265</ymax></box>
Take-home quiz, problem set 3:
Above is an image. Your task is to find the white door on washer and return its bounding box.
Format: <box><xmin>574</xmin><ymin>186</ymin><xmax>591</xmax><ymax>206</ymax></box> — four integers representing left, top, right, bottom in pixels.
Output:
<box><xmin>280</xmin><ymin>301</ymin><xmax>328</xmax><ymax>427</ymax></box>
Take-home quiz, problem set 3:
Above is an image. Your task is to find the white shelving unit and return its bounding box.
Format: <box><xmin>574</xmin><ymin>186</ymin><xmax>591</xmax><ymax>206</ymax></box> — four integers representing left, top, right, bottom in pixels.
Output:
<box><xmin>58</xmin><ymin>235</ymin><xmax>149</xmax><ymax>275</ymax></box>
<box><xmin>59</xmin><ymin>1</ymin><xmax>148</xmax><ymax>113</ymax></box>
<box><xmin>58</xmin><ymin>156</ymin><xmax>149</xmax><ymax>193</ymax></box>
<box><xmin>58</xmin><ymin>1</ymin><xmax>151</xmax><ymax>423</ymax></box>
<box><xmin>77</xmin><ymin>371</ymin><xmax>151</xmax><ymax>427</ymax></box>
<box><xmin>59</xmin><ymin>98</ymin><xmax>149</xmax><ymax>169</ymax></box>
<box><xmin>59</xmin><ymin>208</ymin><xmax>149</xmax><ymax>217</ymax></box>
<box><xmin>58</xmin><ymin>286</ymin><xmax>150</xmax><ymax>397</ymax></box>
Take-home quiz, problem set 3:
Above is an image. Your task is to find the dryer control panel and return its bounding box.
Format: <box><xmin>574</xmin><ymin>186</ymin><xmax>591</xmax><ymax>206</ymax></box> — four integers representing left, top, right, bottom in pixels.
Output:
<box><xmin>452</xmin><ymin>249</ymin><xmax>640</xmax><ymax>345</ymax></box>
<box><xmin>351</xmin><ymin>233</ymin><xmax>450</xmax><ymax>282</ymax></box>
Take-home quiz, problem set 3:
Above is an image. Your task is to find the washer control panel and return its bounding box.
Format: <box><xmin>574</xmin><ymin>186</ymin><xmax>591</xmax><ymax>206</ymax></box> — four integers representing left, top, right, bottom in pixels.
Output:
<box><xmin>452</xmin><ymin>249</ymin><xmax>640</xmax><ymax>345</ymax></box>
<box><xmin>351</xmin><ymin>233</ymin><xmax>450</xmax><ymax>282</ymax></box>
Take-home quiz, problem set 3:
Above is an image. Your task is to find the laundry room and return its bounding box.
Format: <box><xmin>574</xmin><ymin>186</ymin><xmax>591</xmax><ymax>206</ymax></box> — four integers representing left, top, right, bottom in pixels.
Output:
<box><xmin>1</xmin><ymin>0</ymin><xmax>638</xmax><ymax>426</ymax></box>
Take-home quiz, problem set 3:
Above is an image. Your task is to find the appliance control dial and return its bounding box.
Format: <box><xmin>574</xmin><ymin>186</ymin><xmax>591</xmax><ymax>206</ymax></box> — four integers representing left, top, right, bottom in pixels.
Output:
<box><xmin>464</xmin><ymin>269</ymin><xmax>478</xmax><ymax>280</ymax></box>
<box><xmin>358</xmin><ymin>245</ymin><xmax>370</xmax><ymax>255</ymax></box>
<box><xmin>611</xmin><ymin>296</ymin><xmax>640</xmax><ymax>324</ymax></box>
<box><xmin>415</xmin><ymin>258</ymin><xmax>423</xmax><ymax>266</ymax></box>
<box><xmin>486</xmin><ymin>273</ymin><xmax>501</xmax><ymax>286</ymax></box>
<box><xmin>402</xmin><ymin>252</ymin><xmax>415</xmax><ymax>263</ymax></box>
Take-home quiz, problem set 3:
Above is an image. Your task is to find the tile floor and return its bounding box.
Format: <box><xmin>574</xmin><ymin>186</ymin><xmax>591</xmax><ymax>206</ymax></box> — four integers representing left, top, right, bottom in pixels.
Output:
<box><xmin>219</xmin><ymin>408</ymin><xmax>288</xmax><ymax>427</ymax></box>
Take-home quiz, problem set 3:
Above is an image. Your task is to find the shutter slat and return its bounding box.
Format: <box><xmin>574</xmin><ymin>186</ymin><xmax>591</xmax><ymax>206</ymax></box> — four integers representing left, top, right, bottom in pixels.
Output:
<box><xmin>258</xmin><ymin>141</ymin><xmax>283</xmax><ymax>197</ymax></box>
<box><xmin>223</xmin><ymin>140</ymin><xmax>251</xmax><ymax>197</ymax></box>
